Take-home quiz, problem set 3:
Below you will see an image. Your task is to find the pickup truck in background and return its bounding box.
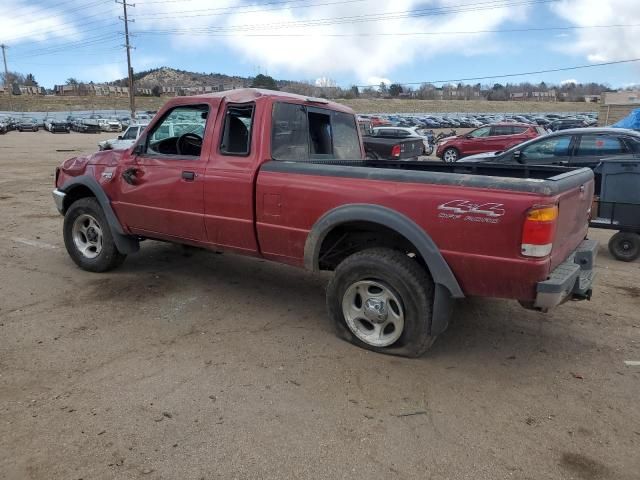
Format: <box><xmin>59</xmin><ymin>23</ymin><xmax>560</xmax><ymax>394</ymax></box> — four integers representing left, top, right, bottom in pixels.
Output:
<box><xmin>358</xmin><ymin>119</ymin><xmax>424</xmax><ymax>160</ymax></box>
<box><xmin>53</xmin><ymin>89</ymin><xmax>597</xmax><ymax>357</ymax></box>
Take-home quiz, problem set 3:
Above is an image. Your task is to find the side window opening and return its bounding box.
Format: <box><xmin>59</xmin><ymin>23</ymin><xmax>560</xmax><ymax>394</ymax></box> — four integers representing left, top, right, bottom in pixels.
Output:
<box><xmin>220</xmin><ymin>105</ymin><xmax>254</xmax><ymax>156</ymax></box>
<box><xmin>308</xmin><ymin>111</ymin><xmax>332</xmax><ymax>156</ymax></box>
<box><xmin>146</xmin><ymin>104</ymin><xmax>208</xmax><ymax>157</ymax></box>
<box><xmin>271</xmin><ymin>102</ymin><xmax>360</xmax><ymax>161</ymax></box>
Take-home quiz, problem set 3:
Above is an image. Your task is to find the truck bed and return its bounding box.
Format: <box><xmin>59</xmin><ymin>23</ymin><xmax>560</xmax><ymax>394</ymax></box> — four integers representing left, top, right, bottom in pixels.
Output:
<box><xmin>261</xmin><ymin>159</ymin><xmax>593</xmax><ymax>195</ymax></box>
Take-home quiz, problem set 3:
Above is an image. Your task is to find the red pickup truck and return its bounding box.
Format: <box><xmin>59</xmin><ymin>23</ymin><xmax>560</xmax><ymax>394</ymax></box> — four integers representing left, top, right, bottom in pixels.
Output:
<box><xmin>52</xmin><ymin>89</ymin><xmax>597</xmax><ymax>357</ymax></box>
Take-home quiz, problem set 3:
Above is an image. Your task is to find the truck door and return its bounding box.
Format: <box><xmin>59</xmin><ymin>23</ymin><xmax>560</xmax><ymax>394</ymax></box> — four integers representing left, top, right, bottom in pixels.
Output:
<box><xmin>202</xmin><ymin>103</ymin><xmax>259</xmax><ymax>253</ymax></box>
<box><xmin>113</xmin><ymin>103</ymin><xmax>212</xmax><ymax>241</ymax></box>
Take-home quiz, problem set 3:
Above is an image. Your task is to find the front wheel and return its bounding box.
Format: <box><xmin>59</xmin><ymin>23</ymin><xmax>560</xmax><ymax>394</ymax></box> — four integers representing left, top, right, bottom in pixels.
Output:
<box><xmin>608</xmin><ymin>231</ymin><xmax>640</xmax><ymax>262</ymax></box>
<box><xmin>63</xmin><ymin>197</ymin><xmax>126</xmax><ymax>272</ymax></box>
<box><xmin>326</xmin><ymin>248</ymin><xmax>436</xmax><ymax>357</ymax></box>
<box><xmin>442</xmin><ymin>147</ymin><xmax>459</xmax><ymax>162</ymax></box>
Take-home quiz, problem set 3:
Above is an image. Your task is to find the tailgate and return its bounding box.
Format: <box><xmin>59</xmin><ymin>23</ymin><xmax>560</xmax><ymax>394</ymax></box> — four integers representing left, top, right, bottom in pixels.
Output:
<box><xmin>550</xmin><ymin>175</ymin><xmax>594</xmax><ymax>271</ymax></box>
<box><xmin>398</xmin><ymin>139</ymin><xmax>423</xmax><ymax>158</ymax></box>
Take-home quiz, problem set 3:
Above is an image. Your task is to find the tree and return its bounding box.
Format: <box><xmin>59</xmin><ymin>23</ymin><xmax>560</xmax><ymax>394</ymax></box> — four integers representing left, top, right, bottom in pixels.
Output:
<box><xmin>0</xmin><ymin>70</ymin><xmax>25</xmax><ymax>86</ymax></box>
<box><xmin>24</xmin><ymin>73</ymin><xmax>38</xmax><ymax>86</ymax></box>
<box><xmin>379</xmin><ymin>82</ymin><xmax>388</xmax><ymax>95</ymax></box>
<box><xmin>66</xmin><ymin>78</ymin><xmax>79</xmax><ymax>86</ymax></box>
<box><xmin>251</xmin><ymin>74</ymin><xmax>278</xmax><ymax>90</ymax></box>
<box><xmin>389</xmin><ymin>83</ymin><xmax>403</xmax><ymax>97</ymax></box>
<box><xmin>350</xmin><ymin>85</ymin><xmax>359</xmax><ymax>98</ymax></box>
<box><xmin>152</xmin><ymin>85</ymin><xmax>162</xmax><ymax>97</ymax></box>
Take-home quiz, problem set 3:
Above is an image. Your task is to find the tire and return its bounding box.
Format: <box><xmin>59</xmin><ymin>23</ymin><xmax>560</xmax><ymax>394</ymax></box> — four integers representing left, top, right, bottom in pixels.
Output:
<box><xmin>442</xmin><ymin>147</ymin><xmax>459</xmax><ymax>162</ymax></box>
<box><xmin>63</xmin><ymin>197</ymin><xmax>126</xmax><ymax>272</ymax></box>
<box><xmin>326</xmin><ymin>248</ymin><xmax>436</xmax><ymax>357</ymax></box>
<box><xmin>608</xmin><ymin>231</ymin><xmax>640</xmax><ymax>262</ymax></box>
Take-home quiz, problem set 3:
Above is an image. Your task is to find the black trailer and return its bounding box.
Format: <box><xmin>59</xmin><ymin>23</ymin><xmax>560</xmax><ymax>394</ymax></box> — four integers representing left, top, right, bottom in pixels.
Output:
<box><xmin>589</xmin><ymin>157</ymin><xmax>640</xmax><ymax>261</ymax></box>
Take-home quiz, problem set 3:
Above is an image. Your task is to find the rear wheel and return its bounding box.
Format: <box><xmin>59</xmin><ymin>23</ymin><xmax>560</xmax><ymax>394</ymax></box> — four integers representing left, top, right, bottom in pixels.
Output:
<box><xmin>442</xmin><ymin>147</ymin><xmax>459</xmax><ymax>162</ymax></box>
<box><xmin>326</xmin><ymin>248</ymin><xmax>436</xmax><ymax>357</ymax></box>
<box><xmin>608</xmin><ymin>231</ymin><xmax>640</xmax><ymax>262</ymax></box>
<box><xmin>63</xmin><ymin>197</ymin><xmax>126</xmax><ymax>272</ymax></box>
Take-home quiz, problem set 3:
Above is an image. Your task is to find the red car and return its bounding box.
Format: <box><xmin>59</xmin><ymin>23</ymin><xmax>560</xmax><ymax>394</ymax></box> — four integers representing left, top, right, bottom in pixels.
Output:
<box><xmin>52</xmin><ymin>90</ymin><xmax>596</xmax><ymax>357</ymax></box>
<box><xmin>436</xmin><ymin>123</ymin><xmax>545</xmax><ymax>162</ymax></box>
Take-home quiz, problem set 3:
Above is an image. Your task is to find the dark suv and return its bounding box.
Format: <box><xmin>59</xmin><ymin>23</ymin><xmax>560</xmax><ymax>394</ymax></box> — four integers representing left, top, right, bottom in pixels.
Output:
<box><xmin>459</xmin><ymin>128</ymin><xmax>640</xmax><ymax>168</ymax></box>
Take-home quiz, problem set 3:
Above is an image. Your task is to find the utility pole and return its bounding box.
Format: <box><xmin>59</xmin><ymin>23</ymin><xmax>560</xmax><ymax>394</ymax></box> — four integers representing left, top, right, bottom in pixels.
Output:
<box><xmin>117</xmin><ymin>0</ymin><xmax>135</xmax><ymax>121</ymax></box>
<box><xmin>1</xmin><ymin>44</ymin><xmax>13</xmax><ymax>111</ymax></box>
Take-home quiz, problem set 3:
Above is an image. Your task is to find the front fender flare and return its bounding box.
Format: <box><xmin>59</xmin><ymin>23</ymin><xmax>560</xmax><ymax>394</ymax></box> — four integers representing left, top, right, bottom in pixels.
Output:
<box><xmin>59</xmin><ymin>175</ymin><xmax>139</xmax><ymax>254</ymax></box>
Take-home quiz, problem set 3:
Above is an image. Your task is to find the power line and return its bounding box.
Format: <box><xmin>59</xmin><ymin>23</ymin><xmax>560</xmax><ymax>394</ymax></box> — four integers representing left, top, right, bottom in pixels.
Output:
<box><xmin>134</xmin><ymin>22</ymin><xmax>640</xmax><ymax>38</ymax></box>
<box><xmin>352</xmin><ymin>58</ymin><xmax>640</xmax><ymax>88</ymax></box>
<box><xmin>12</xmin><ymin>0</ymin><xmax>110</xmax><ymax>25</ymax></box>
<box><xmin>135</xmin><ymin>0</ymin><xmax>558</xmax><ymax>31</ymax></box>
<box><xmin>135</xmin><ymin>0</ymin><xmax>368</xmax><ymax>17</ymax></box>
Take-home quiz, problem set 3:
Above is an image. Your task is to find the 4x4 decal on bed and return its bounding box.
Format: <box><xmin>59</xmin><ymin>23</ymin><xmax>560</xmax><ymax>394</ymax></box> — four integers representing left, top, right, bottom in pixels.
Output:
<box><xmin>437</xmin><ymin>200</ymin><xmax>506</xmax><ymax>224</ymax></box>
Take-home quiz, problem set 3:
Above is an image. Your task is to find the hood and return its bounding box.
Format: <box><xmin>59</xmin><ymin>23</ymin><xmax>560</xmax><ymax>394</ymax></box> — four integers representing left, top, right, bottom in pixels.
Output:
<box><xmin>60</xmin><ymin>149</ymin><xmax>125</xmax><ymax>175</ymax></box>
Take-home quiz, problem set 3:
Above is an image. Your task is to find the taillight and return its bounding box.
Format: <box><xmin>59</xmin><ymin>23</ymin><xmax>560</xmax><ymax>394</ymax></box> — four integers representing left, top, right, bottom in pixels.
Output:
<box><xmin>521</xmin><ymin>205</ymin><xmax>558</xmax><ymax>257</ymax></box>
<box><xmin>391</xmin><ymin>144</ymin><xmax>401</xmax><ymax>158</ymax></box>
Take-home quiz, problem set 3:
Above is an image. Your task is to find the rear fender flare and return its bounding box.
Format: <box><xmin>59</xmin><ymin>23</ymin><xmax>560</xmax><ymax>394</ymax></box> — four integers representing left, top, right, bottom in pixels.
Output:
<box><xmin>304</xmin><ymin>204</ymin><xmax>462</xmax><ymax>336</ymax></box>
<box><xmin>304</xmin><ymin>204</ymin><xmax>463</xmax><ymax>299</ymax></box>
<box><xmin>60</xmin><ymin>175</ymin><xmax>139</xmax><ymax>254</ymax></box>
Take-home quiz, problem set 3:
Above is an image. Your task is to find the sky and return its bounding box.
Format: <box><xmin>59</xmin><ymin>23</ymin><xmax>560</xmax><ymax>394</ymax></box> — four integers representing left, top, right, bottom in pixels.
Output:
<box><xmin>1</xmin><ymin>0</ymin><xmax>640</xmax><ymax>89</ymax></box>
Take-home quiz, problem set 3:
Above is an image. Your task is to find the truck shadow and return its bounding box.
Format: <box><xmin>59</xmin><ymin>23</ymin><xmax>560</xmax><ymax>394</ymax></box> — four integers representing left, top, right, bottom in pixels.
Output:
<box><xmin>103</xmin><ymin>241</ymin><xmax>603</xmax><ymax>366</ymax></box>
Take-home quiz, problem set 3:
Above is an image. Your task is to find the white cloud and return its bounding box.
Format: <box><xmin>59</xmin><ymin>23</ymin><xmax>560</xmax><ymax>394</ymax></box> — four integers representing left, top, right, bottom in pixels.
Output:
<box><xmin>133</xmin><ymin>0</ymin><xmax>534</xmax><ymax>83</ymax></box>
<box><xmin>551</xmin><ymin>0</ymin><xmax>640</xmax><ymax>62</ymax></box>
<box><xmin>366</xmin><ymin>77</ymin><xmax>392</xmax><ymax>88</ymax></box>
<box><xmin>0</xmin><ymin>1</ymin><xmax>81</xmax><ymax>44</ymax></box>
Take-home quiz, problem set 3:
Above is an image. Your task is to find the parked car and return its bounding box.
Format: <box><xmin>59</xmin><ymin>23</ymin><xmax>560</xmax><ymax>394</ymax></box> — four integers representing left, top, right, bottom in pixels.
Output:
<box><xmin>53</xmin><ymin>89</ymin><xmax>596</xmax><ymax>357</ymax></box>
<box><xmin>459</xmin><ymin>128</ymin><xmax>640</xmax><ymax>170</ymax></box>
<box><xmin>436</xmin><ymin>123</ymin><xmax>544</xmax><ymax>162</ymax></box>
<box><xmin>361</xmin><ymin>123</ymin><xmax>424</xmax><ymax>160</ymax></box>
<box><xmin>0</xmin><ymin>118</ymin><xmax>8</xmax><ymax>134</ymax></box>
<box><xmin>549</xmin><ymin>119</ymin><xmax>588</xmax><ymax>131</ymax></box>
<box><xmin>98</xmin><ymin>123</ymin><xmax>149</xmax><ymax>150</ymax></box>
<box><xmin>16</xmin><ymin>118</ymin><xmax>39</xmax><ymax>132</ymax></box>
<box><xmin>99</xmin><ymin>118</ymin><xmax>122</xmax><ymax>132</ymax></box>
<box><xmin>49</xmin><ymin>120</ymin><xmax>71</xmax><ymax>133</ymax></box>
<box><xmin>73</xmin><ymin>119</ymin><xmax>102</xmax><ymax>133</ymax></box>
<box><xmin>372</xmin><ymin>126</ymin><xmax>433</xmax><ymax>155</ymax></box>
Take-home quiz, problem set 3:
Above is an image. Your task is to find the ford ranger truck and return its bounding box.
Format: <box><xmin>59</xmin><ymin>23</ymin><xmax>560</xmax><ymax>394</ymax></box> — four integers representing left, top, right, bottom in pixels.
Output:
<box><xmin>52</xmin><ymin>89</ymin><xmax>597</xmax><ymax>357</ymax></box>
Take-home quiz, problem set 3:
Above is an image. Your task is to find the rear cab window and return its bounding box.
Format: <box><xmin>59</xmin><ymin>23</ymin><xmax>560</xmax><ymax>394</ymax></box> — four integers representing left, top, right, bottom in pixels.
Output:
<box><xmin>271</xmin><ymin>102</ymin><xmax>360</xmax><ymax>161</ymax></box>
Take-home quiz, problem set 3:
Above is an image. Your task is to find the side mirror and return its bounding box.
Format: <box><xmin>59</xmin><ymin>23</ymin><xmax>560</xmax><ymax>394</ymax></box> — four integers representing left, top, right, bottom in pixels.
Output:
<box><xmin>133</xmin><ymin>140</ymin><xmax>146</xmax><ymax>155</ymax></box>
<box><xmin>513</xmin><ymin>150</ymin><xmax>523</xmax><ymax>163</ymax></box>
<box><xmin>465</xmin><ymin>134</ymin><xmax>473</xmax><ymax>139</ymax></box>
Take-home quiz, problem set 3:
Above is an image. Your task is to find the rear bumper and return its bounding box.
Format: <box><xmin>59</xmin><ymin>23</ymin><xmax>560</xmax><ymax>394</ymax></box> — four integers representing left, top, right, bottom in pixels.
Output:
<box><xmin>534</xmin><ymin>239</ymin><xmax>598</xmax><ymax>310</ymax></box>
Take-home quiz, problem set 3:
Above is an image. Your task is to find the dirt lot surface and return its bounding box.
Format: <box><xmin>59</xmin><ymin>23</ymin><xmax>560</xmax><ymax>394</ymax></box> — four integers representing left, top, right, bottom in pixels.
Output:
<box><xmin>1</xmin><ymin>131</ymin><xmax>639</xmax><ymax>480</ymax></box>
<box><xmin>1</xmin><ymin>95</ymin><xmax>591</xmax><ymax>114</ymax></box>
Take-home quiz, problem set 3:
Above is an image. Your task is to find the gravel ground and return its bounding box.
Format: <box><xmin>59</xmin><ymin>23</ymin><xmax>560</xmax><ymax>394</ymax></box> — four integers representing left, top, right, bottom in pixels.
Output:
<box><xmin>0</xmin><ymin>131</ymin><xmax>639</xmax><ymax>480</ymax></box>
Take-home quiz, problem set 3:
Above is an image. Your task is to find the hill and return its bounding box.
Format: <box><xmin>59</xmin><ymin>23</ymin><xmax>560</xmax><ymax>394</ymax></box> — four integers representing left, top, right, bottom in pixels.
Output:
<box><xmin>0</xmin><ymin>93</ymin><xmax>594</xmax><ymax>115</ymax></box>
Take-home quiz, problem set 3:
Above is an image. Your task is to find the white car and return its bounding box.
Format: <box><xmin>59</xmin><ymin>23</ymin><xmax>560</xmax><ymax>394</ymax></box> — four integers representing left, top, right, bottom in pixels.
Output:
<box><xmin>98</xmin><ymin>123</ymin><xmax>148</xmax><ymax>151</ymax></box>
<box><xmin>372</xmin><ymin>126</ymin><xmax>434</xmax><ymax>155</ymax></box>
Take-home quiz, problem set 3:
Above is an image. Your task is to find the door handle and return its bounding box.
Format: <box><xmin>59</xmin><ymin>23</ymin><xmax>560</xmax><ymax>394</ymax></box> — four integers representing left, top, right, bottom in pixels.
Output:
<box><xmin>182</xmin><ymin>171</ymin><xmax>196</xmax><ymax>181</ymax></box>
<box><xmin>122</xmin><ymin>167</ymin><xmax>138</xmax><ymax>185</ymax></box>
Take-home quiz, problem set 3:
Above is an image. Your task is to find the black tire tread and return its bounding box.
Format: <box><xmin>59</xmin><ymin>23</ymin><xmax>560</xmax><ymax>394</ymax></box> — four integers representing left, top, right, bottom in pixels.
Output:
<box><xmin>608</xmin><ymin>231</ymin><xmax>640</xmax><ymax>262</ymax></box>
<box><xmin>327</xmin><ymin>247</ymin><xmax>436</xmax><ymax>358</ymax></box>
<box><xmin>63</xmin><ymin>197</ymin><xmax>126</xmax><ymax>272</ymax></box>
